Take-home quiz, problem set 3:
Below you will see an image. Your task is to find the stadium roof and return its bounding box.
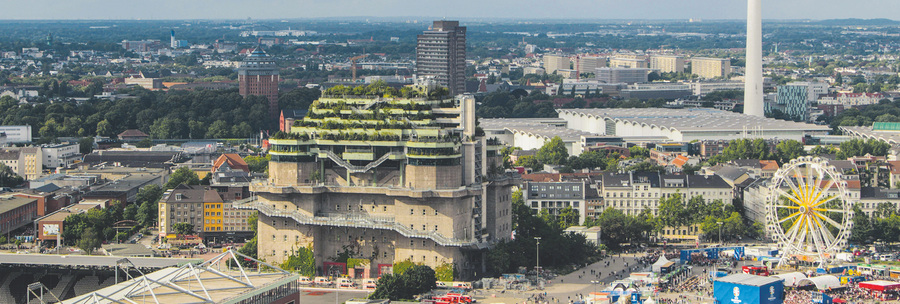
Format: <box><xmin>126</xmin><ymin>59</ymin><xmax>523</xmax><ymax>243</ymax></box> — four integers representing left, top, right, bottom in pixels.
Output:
<box><xmin>557</xmin><ymin>108</ymin><xmax>831</xmax><ymax>132</ymax></box>
<box><xmin>0</xmin><ymin>253</ymin><xmax>199</xmax><ymax>269</ymax></box>
<box><xmin>841</xmin><ymin>125</ymin><xmax>900</xmax><ymax>145</ymax></box>
<box><xmin>60</xmin><ymin>250</ymin><xmax>296</xmax><ymax>304</ymax></box>
<box><xmin>715</xmin><ymin>273</ymin><xmax>784</xmax><ymax>287</ymax></box>
<box><xmin>479</xmin><ymin>118</ymin><xmax>598</xmax><ymax>142</ymax></box>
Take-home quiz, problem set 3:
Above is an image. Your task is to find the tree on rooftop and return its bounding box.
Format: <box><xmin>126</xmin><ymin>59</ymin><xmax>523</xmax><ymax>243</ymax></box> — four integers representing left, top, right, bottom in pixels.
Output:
<box><xmin>0</xmin><ymin>163</ymin><xmax>24</xmax><ymax>188</ymax></box>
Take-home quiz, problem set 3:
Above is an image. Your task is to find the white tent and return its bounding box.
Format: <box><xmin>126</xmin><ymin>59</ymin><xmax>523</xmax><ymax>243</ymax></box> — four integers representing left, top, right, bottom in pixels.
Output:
<box><xmin>774</xmin><ymin>272</ymin><xmax>807</xmax><ymax>288</ymax></box>
<box><xmin>643</xmin><ymin>297</ymin><xmax>657</xmax><ymax>304</ymax></box>
<box><xmin>652</xmin><ymin>256</ymin><xmax>671</xmax><ymax>273</ymax></box>
<box><xmin>798</xmin><ymin>275</ymin><xmax>842</xmax><ymax>291</ymax></box>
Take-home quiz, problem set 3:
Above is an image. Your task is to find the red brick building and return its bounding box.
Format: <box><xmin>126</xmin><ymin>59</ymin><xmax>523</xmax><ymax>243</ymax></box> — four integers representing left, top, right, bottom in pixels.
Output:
<box><xmin>238</xmin><ymin>47</ymin><xmax>280</xmax><ymax>118</ymax></box>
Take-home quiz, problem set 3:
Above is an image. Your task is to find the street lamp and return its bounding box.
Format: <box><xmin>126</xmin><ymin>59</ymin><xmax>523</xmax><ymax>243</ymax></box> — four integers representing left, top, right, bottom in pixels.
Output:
<box><xmin>535</xmin><ymin>237</ymin><xmax>542</xmax><ymax>277</ymax></box>
<box><xmin>716</xmin><ymin>221</ymin><xmax>723</xmax><ymax>245</ymax></box>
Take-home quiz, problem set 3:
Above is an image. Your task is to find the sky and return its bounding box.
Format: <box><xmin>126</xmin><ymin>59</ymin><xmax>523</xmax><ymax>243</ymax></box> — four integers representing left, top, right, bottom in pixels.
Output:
<box><xmin>1</xmin><ymin>0</ymin><xmax>898</xmax><ymax>21</ymax></box>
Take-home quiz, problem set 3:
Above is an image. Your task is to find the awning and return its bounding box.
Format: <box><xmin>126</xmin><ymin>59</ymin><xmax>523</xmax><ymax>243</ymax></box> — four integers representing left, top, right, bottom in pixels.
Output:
<box><xmin>859</xmin><ymin>280</ymin><xmax>900</xmax><ymax>292</ymax></box>
<box><xmin>773</xmin><ymin>272</ymin><xmax>807</xmax><ymax>288</ymax></box>
<box><xmin>797</xmin><ymin>275</ymin><xmax>842</xmax><ymax>290</ymax></box>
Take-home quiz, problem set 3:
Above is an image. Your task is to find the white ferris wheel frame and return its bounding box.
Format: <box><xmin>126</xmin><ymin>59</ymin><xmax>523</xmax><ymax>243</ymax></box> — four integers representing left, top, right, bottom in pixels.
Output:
<box><xmin>765</xmin><ymin>156</ymin><xmax>853</xmax><ymax>267</ymax></box>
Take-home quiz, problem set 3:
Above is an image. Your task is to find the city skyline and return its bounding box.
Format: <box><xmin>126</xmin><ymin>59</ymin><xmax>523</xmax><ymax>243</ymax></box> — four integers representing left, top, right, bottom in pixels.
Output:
<box><xmin>3</xmin><ymin>0</ymin><xmax>900</xmax><ymax>21</ymax></box>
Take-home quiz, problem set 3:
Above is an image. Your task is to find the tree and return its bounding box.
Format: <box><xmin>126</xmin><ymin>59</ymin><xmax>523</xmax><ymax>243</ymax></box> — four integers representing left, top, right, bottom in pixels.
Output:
<box><xmin>123</xmin><ymin>204</ymin><xmax>137</xmax><ymax>221</ymax></box>
<box><xmin>656</xmin><ymin>193</ymin><xmax>688</xmax><ymax>230</ymax></box>
<box><xmin>0</xmin><ymin>163</ymin><xmax>25</xmax><ymax>187</ymax></box>
<box><xmin>536</xmin><ymin>136</ymin><xmax>569</xmax><ymax>166</ymax></box>
<box><xmin>173</xmin><ymin>222</ymin><xmax>194</xmax><ymax>235</ymax></box>
<box><xmin>96</xmin><ymin>119</ymin><xmax>113</xmax><ymax>137</ymax></box>
<box><xmin>135</xmin><ymin>138</ymin><xmax>153</xmax><ymax>148</ymax></box>
<box><xmin>404</xmin><ymin>265</ymin><xmax>437</xmax><ymax>295</ymax></box>
<box><xmin>434</xmin><ymin>263</ymin><xmax>456</xmax><ymax>282</ymax></box>
<box><xmin>78</xmin><ymin>137</ymin><xmax>94</xmax><ymax>154</ymax></box>
<box><xmin>77</xmin><ymin>227</ymin><xmax>102</xmax><ymax>255</ymax></box>
<box><xmin>244</xmin><ymin>154</ymin><xmax>271</xmax><ymax>174</ymax></box>
<box><xmin>628</xmin><ymin>146</ymin><xmax>649</xmax><ymax>158</ymax></box>
<box><xmin>281</xmin><ymin>246</ymin><xmax>316</xmax><ymax>277</ymax></box>
<box><xmin>370</xmin><ymin>274</ymin><xmax>406</xmax><ymax>300</ymax></box>
<box><xmin>514</xmin><ymin>155</ymin><xmax>543</xmax><ymax>171</ymax></box>
<box><xmin>135</xmin><ymin>184</ymin><xmax>163</xmax><ymax>227</ymax></box>
<box><xmin>393</xmin><ymin>259</ymin><xmax>416</xmax><ymax>276</ymax></box>
<box><xmin>165</xmin><ymin>167</ymin><xmax>200</xmax><ymax>189</ymax></box>
<box><xmin>627</xmin><ymin>161</ymin><xmax>666</xmax><ymax>173</ymax></box>
<box><xmin>849</xmin><ymin>204</ymin><xmax>872</xmax><ymax>244</ymax></box>
<box><xmin>370</xmin><ymin>265</ymin><xmax>436</xmax><ymax>301</ymax></box>
<box><xmin>774</xmin><ymin>140</ymin><xmax>805</xmax><ymax>164</ymax></box>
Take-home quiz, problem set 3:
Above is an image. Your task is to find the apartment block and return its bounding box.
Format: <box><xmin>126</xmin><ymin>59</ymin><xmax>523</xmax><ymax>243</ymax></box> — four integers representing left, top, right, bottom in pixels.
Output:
<box><xmin>691</xmin><ymin>57</ymin><xmax>731</xmax><ymax>78</ymax></box>
<box><xmin>543</xmin><ymin>54</ymin><xmax>571</xmax><ymax>74</ymax></box>
<box><xmin>650</xmin><ymin>55</ymin><xmax>685</xmax><ymax>73</ymax></box>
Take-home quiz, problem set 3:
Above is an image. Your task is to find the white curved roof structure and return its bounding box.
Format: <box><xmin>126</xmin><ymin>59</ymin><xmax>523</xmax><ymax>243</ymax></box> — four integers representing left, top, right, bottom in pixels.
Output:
<box><xmin>798</xmin><ymin>275</ymin><xmax>842</xmax><ymax>290</ymax></box>
<box><xmin>773</xmin><ymin>272</ymin><xmax>807</xmax><ymax>288</ymax></box>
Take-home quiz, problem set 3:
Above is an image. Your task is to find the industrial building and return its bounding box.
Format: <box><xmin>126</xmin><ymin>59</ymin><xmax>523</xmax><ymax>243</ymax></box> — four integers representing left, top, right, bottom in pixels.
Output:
<box><xmin>556</xmin><ymin>108</ymin><xmax>830</xmax><ymax>142</ymax></box>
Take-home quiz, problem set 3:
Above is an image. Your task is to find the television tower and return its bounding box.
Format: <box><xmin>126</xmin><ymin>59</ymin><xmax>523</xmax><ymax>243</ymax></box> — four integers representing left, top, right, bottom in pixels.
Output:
<box><xmin>743</xmin><ymin>0</ymin><xmax>764</xmax><ymax>117</ymax></box>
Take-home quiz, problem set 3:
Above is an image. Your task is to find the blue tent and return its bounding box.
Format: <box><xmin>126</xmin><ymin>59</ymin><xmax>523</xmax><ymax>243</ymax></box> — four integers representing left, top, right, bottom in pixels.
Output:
<box><xmin>714</xmin><ymin>273</ymin><xmax>784</xmax><ymax>304</ymax></box>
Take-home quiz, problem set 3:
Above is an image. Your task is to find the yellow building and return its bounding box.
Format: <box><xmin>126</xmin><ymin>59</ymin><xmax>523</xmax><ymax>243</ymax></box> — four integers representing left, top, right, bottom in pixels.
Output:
<box><xmin>650</xmin><ymin>55</ymin><xmax>685</xmax><ymax>73</ymax></box>
<box><xmin>543</xmin><ymin>54</ymin><xmax>571</xmax><ymax>74</ymax></box>
<box><xmin>691</xmin><ymin>57</ymin><xmax>731</xmax><ymax>78</ymax></box>
<box><xmin>157</xmin><ymin>185</ymin><xmax>225</xmax><ymax>241</ymax></box>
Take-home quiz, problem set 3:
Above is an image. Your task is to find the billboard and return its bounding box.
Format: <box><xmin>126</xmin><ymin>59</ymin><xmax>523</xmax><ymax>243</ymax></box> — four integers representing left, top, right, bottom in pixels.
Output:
<box><xmin>714</xmin><ymin>276</ymin><xmax>783</xmax><ymax>304</ymax></box>
<box><xmin>42</xmin><ymin>223</ymin><xmax>60</xmax><ymax>236</ymax></box>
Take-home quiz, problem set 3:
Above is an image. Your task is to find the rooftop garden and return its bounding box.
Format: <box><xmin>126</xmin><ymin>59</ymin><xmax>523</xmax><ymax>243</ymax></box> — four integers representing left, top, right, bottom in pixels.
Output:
<box><xmin>321</xmin><ymin>80</ymin><xmax>451</xmax><ymax>100</ymax></box>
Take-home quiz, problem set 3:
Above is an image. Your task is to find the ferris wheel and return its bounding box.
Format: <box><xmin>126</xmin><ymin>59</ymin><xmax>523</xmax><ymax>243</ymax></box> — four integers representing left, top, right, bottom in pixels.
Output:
<box><xmin>765</xmin><ymin>156</ymin><xmax>853</xmax><ymax>267</ymax></box>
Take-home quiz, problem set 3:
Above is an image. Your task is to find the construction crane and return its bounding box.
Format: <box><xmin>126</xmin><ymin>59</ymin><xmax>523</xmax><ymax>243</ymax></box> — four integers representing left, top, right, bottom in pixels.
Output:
<box><xmin>350</xmin><ymin>54</ymin><xmax>368</xmax><ymax>81</ymax></box>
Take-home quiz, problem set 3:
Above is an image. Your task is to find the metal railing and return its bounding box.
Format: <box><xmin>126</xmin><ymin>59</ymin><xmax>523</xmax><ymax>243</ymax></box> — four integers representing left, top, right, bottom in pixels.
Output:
<box><xmin>322</xmin><ymin>150</ymin><xmax>401</xmax><ymax>173</ymax></box>
<box><xmin>235</xmin><ymin>199</ymin><xmax>485</xmax><ymax>248</ymax></box>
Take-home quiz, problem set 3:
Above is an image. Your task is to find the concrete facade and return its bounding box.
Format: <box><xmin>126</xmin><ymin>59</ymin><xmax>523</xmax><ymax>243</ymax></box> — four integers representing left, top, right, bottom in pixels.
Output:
<box><xmin>246</xmin><ymin>95</ymin><xmax>516</xmax><ymax>279</ymax></box>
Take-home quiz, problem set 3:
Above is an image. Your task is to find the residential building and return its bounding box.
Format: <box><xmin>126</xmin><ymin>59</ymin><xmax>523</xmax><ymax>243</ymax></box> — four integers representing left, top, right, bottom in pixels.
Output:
<box><xmin>238</xmin><ymin>47</ymin><xmax>280</xmax><ymax>117</ymax></box>
<box><xmin>158</xmin><ymin>185</ymin><xmax>226</xmax><ymax>241</ymax></box>
<box><xmin>0</xmin><ymin>147</ymin><xmax>42</xmax><ymax>180</ymax></box>
<box><xmin>211</xmin><ymin>154</ymin><xmax>252</xmax><ymax>184</ymax></box>
<box><xmin>599</xmin><ymin>172</ymin><xmax>732</xmax><ymax>240</ymax></box>
<box><xmin>599</xmin><ymin>172</ymin><xmax>733</xmax><ymax>216</ymax></box>
<box><xmin>543</xmin><ymin>54</ymin><xmax>570</xmax><ymax>74</ymax></box>
<box><xmin>523</xmin><ymin>180</ymin><xmax>590</xmax><ymax>225</ymax></box>
<box><xmin>576</xmin><ymin>56</ymin><xmax>606</xmax><ymax>74</ymax></box>
<box><xmin>609</xmin><ymin>57</ymin><xmax>648</xmax><ymax>69</ymax></box>
<box><xmin>523</xmin><ymin>66</ymin><xmax>545</xmax><ymax>75</ymax></box>
<box><xmin>416</xmin><ymin>20</ymin><xmax>466</xmax><ymax>95</ymax></box>
<box><xmin>818</xmin><ymin>92</ymin><xmax>884</xmax><ymax>107</ymax></box>
<box><xmin>41</xmin><ymin>143</ymin><xmax>79</xmax><ymax>168</ymax></box>
<box><xmin>0</xmin><ymin>126</ymin><xmax>32</xmax><ymax>143</ymax></box>
<box><xmin>776</xmin><ymin>84</ymin><xmax>810</xmax><ymax>121</ymax></box>
<box><xmin>242</xmin><ymin>92</ymin><xmax>515</xmax><ymax>279</ymax></box>
<box><xmin>124</xmin><ymin>72</ymin><xmax>163</xmax><ymax>90</ymax></box>
<box><xmin>691</xmin><ymin>57</ymin><xmax>731</xmax><ymax>78</ymax></box>
<box><xmin>117</xmin><ymin>129</ymin><xmax>149</xmax><ymax>141</ymax></box>
<box><xmin>595</xmin><ymin>68</ymin><xmax>651</xmax><ymax>84</ymax></box>
<box><xmin>556</xmin><ymin>69</ymin><xmax>578</xmax><ymax>79</ymax></box>
<box><xmin>650</xmin><ymin>55</ymin><xmax>685</xmax><ymax>73</ymax></box>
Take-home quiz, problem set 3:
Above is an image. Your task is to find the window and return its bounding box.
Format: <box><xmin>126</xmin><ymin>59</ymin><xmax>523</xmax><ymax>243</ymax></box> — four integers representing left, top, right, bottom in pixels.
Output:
<box><xmin>283</xmin><ymin>235</ymin><xmax>287</xmax><ymax>241</ymax></box>
<box><xmin>410</xmin><ymin>209</ymin><xmax>414</xmax><ymax>215</ymax></box>
<box><xmin>383</xmin><ymin>206</ymin><xmax>387</xmax><ymax>212</ymax></box>
<box><xmin>336</xmin><ymin>204</ymin><xmax>340</xmax><ymax>211</ymax></box>
<box><xmin>410</xmin><ymin>240</ymin><xmax>414</xmax><ymax>246</ymax></box>
<box><xmin>423</xmin><ymin>209</ymin><xmax>426</xmax><ymax>216</ymax></box>
<box><xmin>434</xmin><ymin>225</ymin><xmax>438</xmax><ymax>231</ymax></box>
<box><xmin>422</xmin><ymin>225</ymin><xmax>426</xmax><ymax>231</ymax></box>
